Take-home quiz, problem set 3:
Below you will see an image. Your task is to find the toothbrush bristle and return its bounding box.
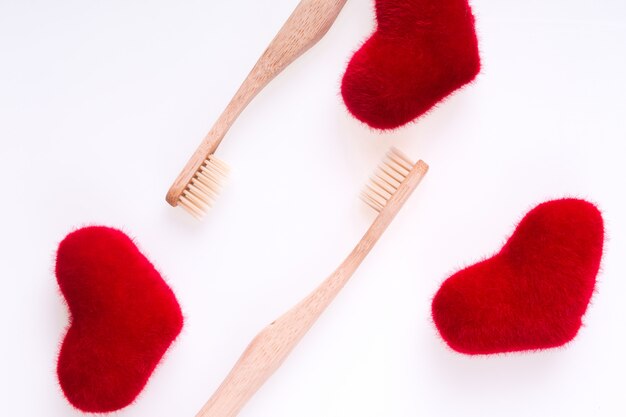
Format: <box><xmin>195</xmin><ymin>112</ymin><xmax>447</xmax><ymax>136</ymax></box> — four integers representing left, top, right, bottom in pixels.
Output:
<box><xmin>361</xmin><ymin>148</ymin><xmax>414</xmax><ymax>212</ymax></box>
<box><xmin>178</xmin><ymin>155</ymin><xmax>229</xmax><ymax>219</ymax></box>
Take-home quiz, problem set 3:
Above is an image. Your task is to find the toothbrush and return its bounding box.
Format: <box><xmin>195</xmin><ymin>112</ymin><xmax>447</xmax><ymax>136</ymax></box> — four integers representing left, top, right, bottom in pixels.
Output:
<box><xmin>195</xmin><ymin>148</ymin><xmax>429</xmax><ymax>417</ymax></box>
<box><xmin>166</xmin><ymin>0</ymin><xmax>349</xmax><ymax>218</ymax></box>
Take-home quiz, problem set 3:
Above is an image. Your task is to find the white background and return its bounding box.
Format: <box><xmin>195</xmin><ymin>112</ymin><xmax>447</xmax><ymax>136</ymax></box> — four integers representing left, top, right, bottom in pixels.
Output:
<box><xmin>1</xmin><ymin>1</ymin><xmax>625</xmax><ymax>416</ymax></box>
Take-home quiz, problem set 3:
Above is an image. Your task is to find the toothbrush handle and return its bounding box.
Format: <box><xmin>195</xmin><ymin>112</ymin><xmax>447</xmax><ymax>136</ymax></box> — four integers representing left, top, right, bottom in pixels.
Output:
<box><xmin>167</xmin><ymin>0</ymin><xmax>348</xmax><ymax>206</ymax></box>
<box><xmin>217</xmin><ymin>0</ymin><xmax>349</xmax><ymax>132</ymax></box>
<box><xmin>195</xmin><ymin>161</ymin><xmax>429</xmax><ymax>417</ymax></box>
<box><xmin>195</xmin><ymin>268</ymin><xmax>356</xmax><ymax>417</ymax></box>
<box><xmin>194</xmin><ymin>291</ymin><xmax>334</xmax><ymax>417</ymax></box>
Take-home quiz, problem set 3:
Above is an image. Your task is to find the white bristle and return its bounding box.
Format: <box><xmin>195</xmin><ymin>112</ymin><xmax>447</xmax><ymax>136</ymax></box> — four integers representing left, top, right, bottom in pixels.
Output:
<box><xmin>178</xmin><ymin>155</ymin><xmax>229</xmax><ymax>218</ymax></box>
<box><xmin>361</xmin><ymin>148</ymin><xmax>414</xmax><ymax>213</ymax></box>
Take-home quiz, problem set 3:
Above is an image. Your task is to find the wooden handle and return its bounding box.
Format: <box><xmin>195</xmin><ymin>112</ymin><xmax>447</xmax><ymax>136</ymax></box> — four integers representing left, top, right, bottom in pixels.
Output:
<box><xmin>194</xmin><ymin>299</ymin><xmax>324</xmax><ymax>417</ymax></box>
<box><xmin>166</xmin><ymin>0</ymin><xmax>348</xmax><ymax>206</ymax></box>
<box><xmin>195</xmin><ymin>160</ymin><xmax>429</xmax><ymax>417</ymax></box>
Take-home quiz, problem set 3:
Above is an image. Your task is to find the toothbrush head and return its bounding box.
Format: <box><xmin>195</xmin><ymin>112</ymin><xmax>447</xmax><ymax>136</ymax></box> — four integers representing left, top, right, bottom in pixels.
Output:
<box><xmin>167</xmin><ymin>154</ymin><xmax>229</xmax><ymax>219</ymax></box>
<box><xmin>361</xmin><ymin>147</ymin><xmax>419</xmax><ymax>212</ymax></box>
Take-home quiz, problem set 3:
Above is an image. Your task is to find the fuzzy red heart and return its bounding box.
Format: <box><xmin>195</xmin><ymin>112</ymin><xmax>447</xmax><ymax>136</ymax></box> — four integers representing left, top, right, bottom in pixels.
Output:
<box><xmin>56</xmin><ymin>227</ymin><xmax>183</xmax><ymax>412</ymax></box>
<box><xmin>341</xmin><ymin>0</ymin><xmax>481</xmax><ymax>130</ymax></box>
<box><xmin>432</xmin><ymin>199</ymin><xmax>604</xmax><ymax>355</ymax></box>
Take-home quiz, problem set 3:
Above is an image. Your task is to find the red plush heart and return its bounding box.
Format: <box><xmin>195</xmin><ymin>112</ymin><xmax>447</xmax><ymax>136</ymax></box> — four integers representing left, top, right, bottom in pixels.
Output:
<box><xmin>432</xmin><ymin>199</ymin><xmax>604</xmax><ymax>355</ymax></box>
<box><xmin>56</xmin><ymin>227</ymin><xmax>183</xmax><ymax>412</ymax></box>
<box><xmin>341</xmin><ymin>0</ymin><xmax>481</xmax><ymax>130</ymax></box>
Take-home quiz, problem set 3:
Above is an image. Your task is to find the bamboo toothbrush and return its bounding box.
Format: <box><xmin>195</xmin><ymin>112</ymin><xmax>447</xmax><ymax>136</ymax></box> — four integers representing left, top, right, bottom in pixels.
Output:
<box><xmin>195</xmin><ymin>148</ymin><xmax>429</xmax><ymax>417</ymax></box>
<box><xmin>166</xmin><ymin>0</ymin><xmax>349</xmax><ymax>218</ymax></box>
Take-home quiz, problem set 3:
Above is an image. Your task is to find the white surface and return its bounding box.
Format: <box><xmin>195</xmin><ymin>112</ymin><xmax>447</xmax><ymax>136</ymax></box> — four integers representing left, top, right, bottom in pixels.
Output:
<box><xmin>1</xmin><ymin>1</ymin><xmax>625</xmax><ymax>416</ymax></box>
